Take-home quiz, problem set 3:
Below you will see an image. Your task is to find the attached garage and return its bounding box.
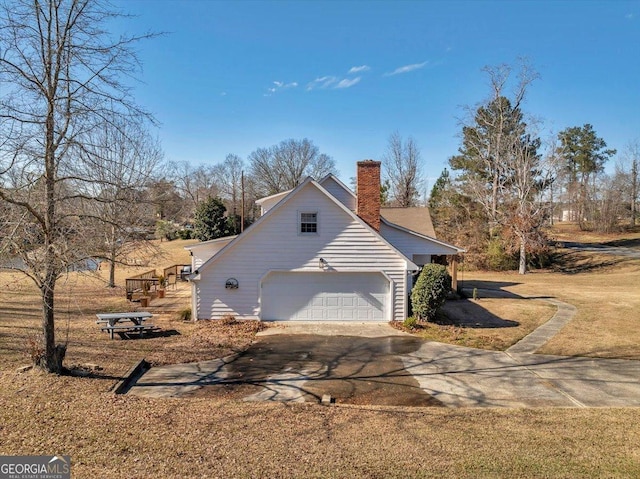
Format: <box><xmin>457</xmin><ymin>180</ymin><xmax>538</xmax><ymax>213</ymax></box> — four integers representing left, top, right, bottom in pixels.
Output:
<box><xmin>261</xmin><ymin>272</ymin><xmax>390</xmax><ymax>321</ymax></box>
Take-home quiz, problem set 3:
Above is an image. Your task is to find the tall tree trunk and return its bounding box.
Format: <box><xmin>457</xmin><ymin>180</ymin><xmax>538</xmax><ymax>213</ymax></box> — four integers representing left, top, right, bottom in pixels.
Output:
<box><xmin>518</xmin><ymin>236</ymin><xmax>527</xmax><ymax>275</ymax></box>
<box><xmin>549</xmin><ymin>180</ymin><xmax>554</xmax><ymax>226</ymax></box>
<box><xmin>109</xmin><ymin>247</ymin><xmax>117</xmax><ymax>288</ymax></box>
<box><xmin>108</xmin><ymin>225</ymin><xmax>117</xmax><ymax>288</ymax></box>
<box><xmin>40</xmin><ymin>274</ymin><xmax>65</xmax><ymax>373</ymax></box>
<box><xmin>41</xmin><ymin>89</ymin><xmax>65</xmax><ymax>372</ymax></box>
<box><xmin>578</xmin><ymin>176</ymin><xmax>587</xmax><ymax>230</ymax></box>
<box><xmin>632</xmin><ymin>159</ymin><xmax>638</xmax><ymax>227</ymax></box>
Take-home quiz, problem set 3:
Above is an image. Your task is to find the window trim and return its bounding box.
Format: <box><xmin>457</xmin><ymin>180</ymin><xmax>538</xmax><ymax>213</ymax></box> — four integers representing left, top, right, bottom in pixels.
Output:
<box><xmin>298</xmin><ymin>211</ymin><xmax>319</xmax><ymax>235</ymax></box>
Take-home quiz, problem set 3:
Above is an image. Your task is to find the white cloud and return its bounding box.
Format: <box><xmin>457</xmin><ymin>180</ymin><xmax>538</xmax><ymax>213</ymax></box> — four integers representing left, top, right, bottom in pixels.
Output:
<box><xmin>335</xmin><ymin>77</ymin><xmax>361</xmax><ymax>89</ymax></box>
<box><xmin>626</xmin><ymin>13</ymin><xmax>634</xmax><ymax>19</ymax></box>
<box><xmin>348</xmin><ymin>65</ymin><xmax>370</xmax><ymax>74</ymax></box>
<box><xmin>306</xmin><ymin>76</ymin><xmax>338</xmax><ymax>90</ymax></box>
<box><xmin>307</xmin><ymin>74</ymin><xmax>364</xmax><ymax>91</ymax></box>
<box><xmin>265</xmin><ymin>80</ymin><xmax>298</xmax><ymax>96</ymax></box>
<box><xmin>384</xmin><ymin>61</ymin><xmax>428</xmax><ymax>76</ymax></box>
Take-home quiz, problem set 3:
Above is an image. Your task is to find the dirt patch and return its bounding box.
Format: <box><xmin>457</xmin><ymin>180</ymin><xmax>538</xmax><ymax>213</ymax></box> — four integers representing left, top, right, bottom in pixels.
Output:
<box><xmin>146</xmin><ymin>318</ymin><xmax>265</xmax><ymax>366</ymax></box>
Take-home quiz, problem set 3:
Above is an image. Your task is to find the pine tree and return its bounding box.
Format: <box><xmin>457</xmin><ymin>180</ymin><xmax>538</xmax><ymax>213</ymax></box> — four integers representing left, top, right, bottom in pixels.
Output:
<box><xmin>194</xmin><ymin>197</ymin><xmax>230</xmax><ymax>241</ymax></box>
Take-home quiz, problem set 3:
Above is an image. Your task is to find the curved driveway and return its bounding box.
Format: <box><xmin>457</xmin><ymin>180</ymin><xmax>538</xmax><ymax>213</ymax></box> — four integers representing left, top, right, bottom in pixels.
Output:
<box><xmin>129</xmin><ymin>306</ymin><xmax>640</xmax><ymax>407</ymax></box>
<box><xmin>561</xmin><ymin>241</ymin><xmax>640</xmax><ymax>259</ymax></box>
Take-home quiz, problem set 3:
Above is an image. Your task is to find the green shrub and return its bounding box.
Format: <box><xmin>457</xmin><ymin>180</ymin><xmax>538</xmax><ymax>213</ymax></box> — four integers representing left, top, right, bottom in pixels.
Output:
<box><xmin>403</xmin><ymin>317</ymin><xmax>418</xmax><ymax>330</ymax></box>
<box><xmin>177</xmin><ymin>229</ymin><xmax>193</xmax><ymax>240</ymax></box>
<box><xmin>411</xmin><ymin>264</ymin><xmax>451</xmax><ymax>321</ymax></box>
<box><xmin>486</xmin><ymin>237</ymin><xmax>517</xmax><ymax>271</ymax></box>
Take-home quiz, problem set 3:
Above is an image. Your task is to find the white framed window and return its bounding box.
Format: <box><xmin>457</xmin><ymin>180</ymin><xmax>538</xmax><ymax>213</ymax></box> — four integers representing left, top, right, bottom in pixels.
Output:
<box><xmin>299</xmin><ymin>211</ymin><xmax>318</xmax><ymax>234</ymax></box>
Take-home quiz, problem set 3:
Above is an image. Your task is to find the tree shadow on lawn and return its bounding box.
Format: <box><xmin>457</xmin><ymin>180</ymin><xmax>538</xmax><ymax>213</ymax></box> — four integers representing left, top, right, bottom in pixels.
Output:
<box><xmin>117</xmin><ymin>329</ymin><xmax>181</xmax><ymax>340</ymax></box>
<box><xmin>436</xmin><ymin>280</ymin><xmax>549</xmax><ymax>329</ymax></box>
<box><xmin>602</xmin><ymin>237</ymin><xmax>640</xmax><ymax>249</ymax></box>
<box><xmin>438</xmin><ymin>299</ymin><xmax>519</xmax><ymax>329</ymax></box>
<box><xmin>551</xmin><ymin>250</ymin><xmax>631</xmax><ymax>274</ymax></box>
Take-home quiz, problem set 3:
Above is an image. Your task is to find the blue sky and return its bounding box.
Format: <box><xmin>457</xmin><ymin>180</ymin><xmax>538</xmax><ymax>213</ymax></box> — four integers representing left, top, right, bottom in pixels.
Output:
<box><xmin>116</xmin><ymin>0</ymin><xmax>640</xmax><ymax>186</ymax></box>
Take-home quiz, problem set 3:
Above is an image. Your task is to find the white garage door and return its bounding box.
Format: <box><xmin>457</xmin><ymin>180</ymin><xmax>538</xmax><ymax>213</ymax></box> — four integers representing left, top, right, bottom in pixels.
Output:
<box><xmin>261</xmin><ymin>272</ymin><xmax>389</xmax><ymax>321</ymax></box>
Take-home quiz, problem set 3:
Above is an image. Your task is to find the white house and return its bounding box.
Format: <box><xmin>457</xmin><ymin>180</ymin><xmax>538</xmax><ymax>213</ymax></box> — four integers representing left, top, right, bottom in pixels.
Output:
<box><xmin>187</xmin><ymin>160</ymin><xmax>463</xmax><ymax>322</ymax></box>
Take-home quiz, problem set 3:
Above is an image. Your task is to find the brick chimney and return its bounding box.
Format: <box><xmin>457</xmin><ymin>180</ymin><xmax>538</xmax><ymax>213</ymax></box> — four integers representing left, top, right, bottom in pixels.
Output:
<box><xmin>356</xmin><ymin>160</ymin><xmax>381</xmax><ymax>231</ymax></box>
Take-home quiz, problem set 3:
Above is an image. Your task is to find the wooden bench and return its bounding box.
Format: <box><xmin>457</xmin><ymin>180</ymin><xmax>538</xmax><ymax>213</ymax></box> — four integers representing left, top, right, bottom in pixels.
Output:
<box><xmin>96</xmin><ymin>312</ymin><xmax>156</xmax><ymax>339</ymax></box>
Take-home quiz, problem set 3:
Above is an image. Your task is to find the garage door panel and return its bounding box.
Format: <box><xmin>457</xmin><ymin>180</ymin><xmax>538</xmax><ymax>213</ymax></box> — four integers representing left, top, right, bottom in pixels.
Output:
<box><xmin>342</xmin><ymin>296</ymin><xmax>355</xmax><ymax>307</ymax></box>
<box><xmin>327</xmin><ymin>296</ymin><xmax>339</xmax><ymax>307</ymax></box>
<box><xmin>262</xmin><ymin>272</ymin><xmax>389</xmax><ymax>321</ymax></box>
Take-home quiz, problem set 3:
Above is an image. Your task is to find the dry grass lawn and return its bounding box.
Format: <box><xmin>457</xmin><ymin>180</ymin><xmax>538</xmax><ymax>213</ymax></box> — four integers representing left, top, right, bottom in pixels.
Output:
<box><xmin>406</xmin><ymin>298</ymin><xmax>556</xmax><ymax>350</ymax></box>
<box><xmin>2</xmin><ymin>237</ymin><xmax>640</xmax><ymax>477</ymax></box>
<box><xmin>461</xmin><ymin>250</ymin><xmax>640</xmax><ymax>359</ymax></box>
<box><xmin>548</xmin><ymin>222</ymin><xmax>640</xmax><ymax>246</ymax></box>
<box><xmin>1</xmin><ymin>371</ymin><xmax>639</xmax><ymax>478</ymax></box>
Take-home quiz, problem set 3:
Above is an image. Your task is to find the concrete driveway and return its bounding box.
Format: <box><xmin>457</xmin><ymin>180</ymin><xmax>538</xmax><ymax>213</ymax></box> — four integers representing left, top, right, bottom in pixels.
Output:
<box><xmin>404</xmin><ymin>341</ymin><xmax>640</xmax><ymax>407</ymax></box>
<box><xmin>128</xmin><ymin>321</ymin><xmax>640</xmax><ymax>408</ymax></box>
<box><xmin>562</xmin><ymin>241</ymin><xmax>640</xmax><ymax>259</ymax></box>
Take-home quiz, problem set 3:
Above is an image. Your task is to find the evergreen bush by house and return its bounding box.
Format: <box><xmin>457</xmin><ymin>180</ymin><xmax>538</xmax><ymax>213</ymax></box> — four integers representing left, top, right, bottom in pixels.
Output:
<box><xmin>411</xmin><ymin>264</ymin><xmax>451</xmax><ymax>321</ymax></box>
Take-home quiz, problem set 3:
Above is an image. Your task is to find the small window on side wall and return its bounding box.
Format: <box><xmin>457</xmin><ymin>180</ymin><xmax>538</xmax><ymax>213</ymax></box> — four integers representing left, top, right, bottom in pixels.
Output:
<box><xmin>299</xmin><ymin>212</ymin><xmax>318</xmax><ymax>234</ymax></box>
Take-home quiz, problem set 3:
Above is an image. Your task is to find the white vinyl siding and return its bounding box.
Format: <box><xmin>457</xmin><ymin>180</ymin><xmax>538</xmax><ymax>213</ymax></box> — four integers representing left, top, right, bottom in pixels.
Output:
<box><xmin>194</xmin><ymin>182</ymin><xmax>409</xmax><ymax>321</ymax></box>
<box><xmin>187</xmin><ymin>237</ymin><xmax>236</xmax><ymax>270</ymax></box>
<box><xmin>379</xmin><ymin>222</ymin><xmax>459</xmax><ymax>258</ymax></box>
<box><xmin>320</xmin><ymin>176</ymin><xmax>356</xmax><ymax>211</ymax></box>
<box><xmin>256</xmin><ymin>191</ymin><xmax>289</xmax><ymax>216</ymax></box>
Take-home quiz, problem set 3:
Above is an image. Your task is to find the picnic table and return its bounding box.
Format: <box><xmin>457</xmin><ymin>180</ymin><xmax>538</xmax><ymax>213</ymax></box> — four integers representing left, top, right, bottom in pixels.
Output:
<box><xmin>96</xmin><ymin>312</ymin><xmax>159</xmax><ymax>339</ymax></box>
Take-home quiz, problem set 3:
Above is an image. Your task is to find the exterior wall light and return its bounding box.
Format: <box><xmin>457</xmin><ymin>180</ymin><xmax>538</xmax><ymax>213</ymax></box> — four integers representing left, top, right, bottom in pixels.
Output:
<box><xmin>318</xmin><ymin>258</ymin><xmax>328</xmax><ymax>270</ymax></box>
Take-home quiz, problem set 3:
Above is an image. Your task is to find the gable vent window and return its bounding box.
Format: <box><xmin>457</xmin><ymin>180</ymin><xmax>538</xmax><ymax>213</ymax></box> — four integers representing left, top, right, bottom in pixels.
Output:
<box><xmin>299</xmin><ymin>212</ymin><xmax>318</xmax><ymax>234</ymax></box>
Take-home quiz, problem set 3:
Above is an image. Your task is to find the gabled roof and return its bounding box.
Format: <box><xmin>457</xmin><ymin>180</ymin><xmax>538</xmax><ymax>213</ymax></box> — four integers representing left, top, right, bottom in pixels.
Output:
<box><xmin>318</xmin><ymin>174</ymin><xmax>357</xmax><ymax>201</ymax></box>
<box><xmin>381</xmin><ymin>207</ymin><xmax>436</xmax><ymax>238</ymax></box>
<box><xmin>314</xmin><ymin>178</ymin><xmax>462</xmax><ymax>253</ymax></box>
<box><xmin>184</xmin><ymin>235</ymin><xmax>237</xmax><ymax>251</ymax></box>
<box><xmin>254</xmin><ymin>190</ymin><xmax>290</xmax><ymax>206</ymax></box>
<box><xmin>195</xmin><ymin>176</ymin><xmax>418</xmax><ymax>275</ymax></box>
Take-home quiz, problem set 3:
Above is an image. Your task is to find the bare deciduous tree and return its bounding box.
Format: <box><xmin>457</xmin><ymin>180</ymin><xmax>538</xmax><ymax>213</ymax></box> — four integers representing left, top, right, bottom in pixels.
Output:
<box><xmin>382</xmin><ymin>132</ymin><xmax>423</xmax><ymax>207</ymax></box>
<box><xmin>0</xmin><ymin>0</ymin><xmax>157</xmax><ymax>372</ymax></box>
<box><xmin>76</xmin><ymin>118</ymin><xmax>163</xmax><ymax>287</ymax></box>
<box><xmin>214</xmin><ymin>154</ymin><xmax>244</xmax><ymax>233</ymax></box>
<box><xmin>617</xmin><ymin>140</ymin><xmax>640</xmax><ymax>227</ymax></box>
<box><xmin>168</xmin><ymin>161</ymin><xmax>221</xmax><ymax>217</ymax></box>
<box><xmin>249</xmin><ymin>138</ymin><xmax>336</xmax><ymax>196</ymax></box>
<box><xmin>503</xmin><ymin>127</ymin><xmax>550</xmax><ymax>274</ymax></box>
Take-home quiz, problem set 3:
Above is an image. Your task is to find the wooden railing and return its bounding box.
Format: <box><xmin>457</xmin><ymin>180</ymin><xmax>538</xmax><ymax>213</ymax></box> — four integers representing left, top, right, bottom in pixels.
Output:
<box><xmin>162</xmin><ymin>264</ymin><xmax>190</xmax><ymax>287</ymax></box>
<box><xmin>125</xmin><ymin>269</ymin><xmax>158</xmax><ymax>301</ymax></box>
<box><xmin>125</xmin><ymin>264</ymin><xmax>191</xmax><ymax>301</ymax></box>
